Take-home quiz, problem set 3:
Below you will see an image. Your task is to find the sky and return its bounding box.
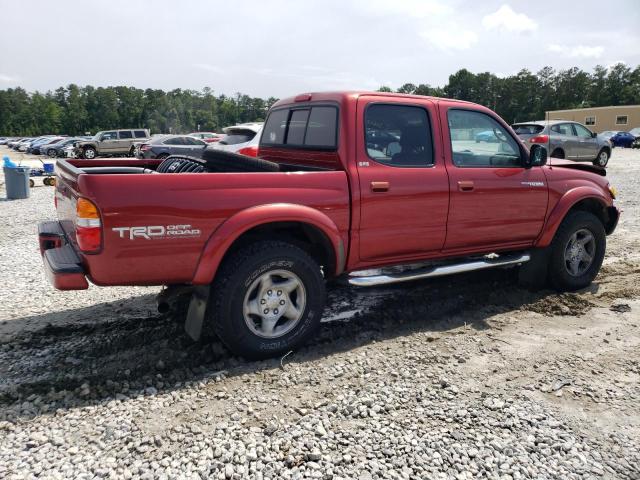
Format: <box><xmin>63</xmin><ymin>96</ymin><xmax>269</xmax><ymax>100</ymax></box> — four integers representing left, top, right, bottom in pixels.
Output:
<box><xmin>1</xmin><ymin>0</ymin><xmax>639</xmax><ymax>98</ymax></box>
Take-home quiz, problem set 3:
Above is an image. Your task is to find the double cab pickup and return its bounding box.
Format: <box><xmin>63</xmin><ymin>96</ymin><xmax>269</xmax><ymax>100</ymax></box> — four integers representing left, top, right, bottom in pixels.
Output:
<box><xmin>39</xmin><ymin>91</ymin><xmax>619</xmax><ymax>358</ymax></box>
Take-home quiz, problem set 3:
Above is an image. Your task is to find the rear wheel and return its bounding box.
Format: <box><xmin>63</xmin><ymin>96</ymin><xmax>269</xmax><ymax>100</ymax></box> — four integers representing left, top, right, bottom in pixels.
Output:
<box><xmin>593</xmin><ymin>149</ymin><xmax>609</xmax><ymax>167</ymax></box>
<box><xmin>548</xmin><ymin>211</ymin><xmax>605</xmax><ymax>291</ymax></box>
<box><xmin>206</xmin><ymin>241</ymin><xmax>326</xmax><ymax>359</ymax></box>
<box><xmin>47</xmin><ymin>149</ymin><xmax>57</xmax><ymax>158</ymax></box>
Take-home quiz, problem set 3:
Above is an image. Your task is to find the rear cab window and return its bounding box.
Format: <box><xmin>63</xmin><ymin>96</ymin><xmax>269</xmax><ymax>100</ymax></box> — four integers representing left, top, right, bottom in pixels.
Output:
<box><xmin>134</xmin><ymin>130</ymin><xmax>148</xmax><ymax>138</ymax></box>
<box><xmin>261</xmin><ymin>105</ymin><xmax>338</xmax><ymax>149</ymax></box>
<box><xmin>118</xmin><ymin>131</ymin><xmax>133</xmax><ymax>139</ymax></box>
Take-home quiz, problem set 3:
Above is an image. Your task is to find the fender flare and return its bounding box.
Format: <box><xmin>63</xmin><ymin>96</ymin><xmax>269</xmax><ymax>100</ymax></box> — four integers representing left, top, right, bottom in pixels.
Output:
<box><xmin>536</xmin><ymin>186</ymin><xmax>610</xmax><ymax>247</ymax></box>
<box><xmin>191</xmin><ymin>203</ymin><xmax>345</xmax><ymax>284</ymax></box>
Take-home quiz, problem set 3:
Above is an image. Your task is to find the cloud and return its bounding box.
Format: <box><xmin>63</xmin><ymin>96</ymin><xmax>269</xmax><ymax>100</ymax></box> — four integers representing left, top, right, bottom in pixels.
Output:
<box><xmin>0</xmin><ymin>73</ymin><xmax>19</xmax><ymax>83</ymax></box>
<box><xmin>547</xmin><ymin>44</ymin><xmax>604</xmax><ymax>58</ymax></box>
<box><xmin>420</xmin><ymin>29</ymin><xmax>478</xmax><ymax>51</ymax></box>
<box><xmin>482</xmin><ymin>5</ymin><xmax>538</xmax><ymax>33</ymax></box>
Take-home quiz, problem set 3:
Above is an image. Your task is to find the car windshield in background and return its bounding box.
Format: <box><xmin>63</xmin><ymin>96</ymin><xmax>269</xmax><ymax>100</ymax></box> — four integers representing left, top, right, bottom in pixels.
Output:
<box><xmin>512</xmin><ymin>124</ymin><xmax>544</xmax><ymax>135</ymax></box>
<box><xmin>219</xmin><ymin>130</ymin><xmax>256</xmax><ymax>145</ymax></box>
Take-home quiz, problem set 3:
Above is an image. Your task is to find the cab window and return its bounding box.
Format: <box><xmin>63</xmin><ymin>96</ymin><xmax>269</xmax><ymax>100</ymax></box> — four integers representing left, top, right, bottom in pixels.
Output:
<box><xmin>101</xmin><ymin>131</ymin><xmax>118</xmax><ymax>141</ymax></box>
<box><xmin>448</xmin><ymin>109</ymin><xmax>521</xmax><ymax>167</ymax></box>
<box><xmin>365</xmin><ymin>104</ymin><xmax>433</xmax><ymax>167</ymax></box>
<box><xmin>118</xmin><ymin>131</ymin><xmax>133</xmax><ymax>139</ymax></box>
<box><xmin>574</xmin><ymin>124</ymin><xmax>593</xmax><ymax>139</ymax></box>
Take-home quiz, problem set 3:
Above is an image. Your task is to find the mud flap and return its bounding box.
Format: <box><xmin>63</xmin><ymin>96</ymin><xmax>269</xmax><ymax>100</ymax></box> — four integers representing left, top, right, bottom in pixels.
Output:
<box><xmin>184</xmin><ymin>285</ymin><xmax>211</xmax><ymax>341</ymax></box>
<box><xmin>518</xmin><ymin>247</ymin><xmax>550</xmax><ymax>290</ymax></box>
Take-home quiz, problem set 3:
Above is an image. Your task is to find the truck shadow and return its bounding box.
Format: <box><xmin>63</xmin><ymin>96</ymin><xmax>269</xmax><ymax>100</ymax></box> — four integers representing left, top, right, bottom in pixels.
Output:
<box><xmin>0</xmin><ymin>268</ymin><xmax>595</xmax><ymax>420</ymax></box>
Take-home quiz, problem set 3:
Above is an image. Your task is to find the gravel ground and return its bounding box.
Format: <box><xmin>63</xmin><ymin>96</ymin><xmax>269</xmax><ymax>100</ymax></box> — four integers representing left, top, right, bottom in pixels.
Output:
<box><xmin>0</xmin><ymin>146</ymin><xmax>639</xmax><ymax>479</ymax></box>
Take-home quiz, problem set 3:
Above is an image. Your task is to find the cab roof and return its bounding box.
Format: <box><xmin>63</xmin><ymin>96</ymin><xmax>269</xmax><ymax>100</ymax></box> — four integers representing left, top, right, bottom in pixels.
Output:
<box><xmin>272</xmin><ymin>91</ymin><xmax>474</xmax><ymax>108</ymax></box>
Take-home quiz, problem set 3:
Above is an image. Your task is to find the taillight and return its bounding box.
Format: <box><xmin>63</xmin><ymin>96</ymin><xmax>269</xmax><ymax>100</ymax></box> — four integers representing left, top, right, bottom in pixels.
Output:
<box><xmin>530</xmin><ymin>135</ymin><xmax>549</xmax><ymax>144</ymax></box>
<box><xmin>237</xmin><ymin>145</ymin><xmax>259</xmax><ymax>157</ymax></box>
<box><xmin>75</xmin><ymin>198</ymin><xmax>102</xmax><ymax>253</ymax></box>
<box><xmin>140</xmin><ymin>144</ymin><xmax>151</xmax><ymax>151</ymax></box>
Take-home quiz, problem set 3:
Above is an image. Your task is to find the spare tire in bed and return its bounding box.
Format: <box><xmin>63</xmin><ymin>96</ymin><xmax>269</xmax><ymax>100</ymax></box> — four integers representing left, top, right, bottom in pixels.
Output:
<box><xmin>201</xmin><ymin>149</ymin><xmax>280</xmax><ymax>173</ymax></box>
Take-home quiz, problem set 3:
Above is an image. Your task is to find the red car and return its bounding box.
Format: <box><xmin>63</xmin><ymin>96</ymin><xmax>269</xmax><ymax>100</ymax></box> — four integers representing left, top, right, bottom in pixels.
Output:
<box><xmin>39</xmin><ymin>91</ymin><xmax>619</xmax><ymax>359</ymax></box>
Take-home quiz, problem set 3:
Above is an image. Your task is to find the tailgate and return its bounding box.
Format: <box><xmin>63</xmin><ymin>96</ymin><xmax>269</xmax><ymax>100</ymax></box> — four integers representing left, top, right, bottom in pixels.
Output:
<box><xmin>54</xmin><ymin>159</ymin><xmax>84</xmax><ymax>248</ymax></box>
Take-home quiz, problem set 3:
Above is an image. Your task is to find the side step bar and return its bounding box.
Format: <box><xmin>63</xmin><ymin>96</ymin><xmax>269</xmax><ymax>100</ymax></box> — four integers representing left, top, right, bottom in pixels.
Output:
<box><xmin>348</xmin><ymin>252</ymin><xmax>530</xmax><ymax>287</ymax></box>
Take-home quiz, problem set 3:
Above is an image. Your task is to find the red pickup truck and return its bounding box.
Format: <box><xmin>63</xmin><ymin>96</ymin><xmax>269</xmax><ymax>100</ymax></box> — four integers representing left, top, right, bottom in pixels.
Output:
<box><xmin>39</xmin><ymin>91</ymin><xmax>619</xmax><ymax>358</ymax></box>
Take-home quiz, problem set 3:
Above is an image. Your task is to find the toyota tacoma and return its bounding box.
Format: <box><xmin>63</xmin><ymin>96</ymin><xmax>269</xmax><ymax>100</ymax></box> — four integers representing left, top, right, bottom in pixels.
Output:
<box><xmin>39</xmin><ymin>91</ymin><xmax>620</xmax><ymax>358</ymax></box>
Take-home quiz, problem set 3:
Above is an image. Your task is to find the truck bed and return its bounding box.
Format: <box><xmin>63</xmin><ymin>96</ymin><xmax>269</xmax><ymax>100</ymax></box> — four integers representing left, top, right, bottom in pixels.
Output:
<box><xmin>54</xmin><ymin>158</ymin><xmax>350</xmax><ymax>286</ymax></box>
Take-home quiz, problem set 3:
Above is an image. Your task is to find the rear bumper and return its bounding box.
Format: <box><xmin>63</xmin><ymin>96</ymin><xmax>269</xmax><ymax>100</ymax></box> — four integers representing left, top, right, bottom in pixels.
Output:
<box><xmin>38</xmin><ymin>221</ymin><xmax>89</xmax><ymax>290</ymax></box>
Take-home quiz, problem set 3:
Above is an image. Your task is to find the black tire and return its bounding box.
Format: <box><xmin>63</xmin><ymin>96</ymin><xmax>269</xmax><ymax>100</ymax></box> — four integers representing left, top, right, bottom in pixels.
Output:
<box><xmin>82</xmin><ymin>147</ymin><xmax>97</xmax><ymax>159</ymax></box>
<box><xmin>201</xmin><ymin>148</ymin><xmax>280</xmax><ymax>172</ymax></box>
<box><xmin>206</xmin><ymin>240</ymin><xmax>326</xmax><ymax>359</ymax></box>
<box><xmin>593</xmin><ymin>148</ymin><xmax>609</xmax><ymax>167</ymax></box>
<box><xmin>47</xmin><ymin>149</ymin><xmax>57</xmax><ymax>158</ymax></box>
<box><xmin>551</xmin><ymin>148</ymin><xmax>564</xmax><ymax>159</ymax></box>
<box><xmin>548</xmin><ymin>211</ymin><xmax>605</xmax><ymax>291</ymax></box>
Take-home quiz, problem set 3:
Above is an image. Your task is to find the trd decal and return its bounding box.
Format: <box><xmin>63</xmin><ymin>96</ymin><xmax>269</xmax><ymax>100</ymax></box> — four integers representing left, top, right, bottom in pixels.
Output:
<box><xmin>112</xmin><ymin>224</ymin><xmax>201</xmax><ymax>240</ymax></box>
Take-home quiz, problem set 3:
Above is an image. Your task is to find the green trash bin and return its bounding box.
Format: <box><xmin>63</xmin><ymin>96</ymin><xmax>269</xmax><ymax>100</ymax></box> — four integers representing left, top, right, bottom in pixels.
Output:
<box><xmin>3</xmin><ymin>166</ymin><xmax>31</xmax><ymax>200</ymax></box>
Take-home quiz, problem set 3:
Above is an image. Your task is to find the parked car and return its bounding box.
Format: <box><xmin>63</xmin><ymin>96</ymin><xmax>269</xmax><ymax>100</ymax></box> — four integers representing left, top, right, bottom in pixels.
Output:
<box><xmin>44</xmin><ymin>137</ymin><xmax>83</xmax><ymax>157</ymax></box>
<box><xmin>16</xmin><ymin>138</ymin><xmax>37</xmax><ymax>151</ymax></box>
<box><xmin>605</xmin><ymin>131</ymin><xmax>636</xmax><ymax>148</ymax></box>
<box><xmin>39</xmin><ymin>91</ymin><xmax>619</xmax><ymax>359</ymax></box>
<box><xmin>0</xmin><ymin>137</ymin><xmax>13</xmax><ymax>145</ymax></box>
<box><xmin>75</xmin><ymin>129</ymin><xmax>151</xmax><ymax>159</ymax></box>
<box><xmin>29</xmin><ymin>136</ymin><xmax>66</xmax><ymax>154</ymax></box>
<box><xmin>188</xmin><ymin>132</ymin><xmax>222</xmax><ymax>143</ymax></box>
<box><xmin>207</xmin><ymin>122</ymin><xmax>263</xmax><ymax>156</ymax></box>
<box><xmin>512</xmin><ymin>120</ymin><xmax>612</xmax><ymax>167</ymax></box>
<box><xmin>8</xmin><ymin>138</ymin><xmax>27</xmax><ymax>149</ymax></box>
<box><xmin>136</xmin><ymin>135</ymin><xmax>207</xmax><ymax>159</ymax></box>
<box><xmin>474</xmin><ymin>130</ymin><xmax>498</xmax><ymax>143</ymax></box>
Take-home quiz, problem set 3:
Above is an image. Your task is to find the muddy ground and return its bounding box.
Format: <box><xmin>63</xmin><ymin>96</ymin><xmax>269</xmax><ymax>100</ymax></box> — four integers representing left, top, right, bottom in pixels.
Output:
<box><xmin>0</xmin><ymin>146</ymin><xmax>638</xmax><ymax>479</ymax></box>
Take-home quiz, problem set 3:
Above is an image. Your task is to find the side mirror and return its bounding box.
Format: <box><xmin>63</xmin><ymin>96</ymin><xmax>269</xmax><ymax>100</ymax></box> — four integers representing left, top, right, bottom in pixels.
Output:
<box><xmin>528</xmin><ymin>144</ymin><xmax>548</xmax><ymax>167</ymax></box>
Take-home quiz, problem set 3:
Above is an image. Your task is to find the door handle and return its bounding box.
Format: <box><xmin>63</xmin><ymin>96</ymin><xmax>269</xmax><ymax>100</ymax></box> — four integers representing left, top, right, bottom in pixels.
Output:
<box><xmin>458</xmin><ymin>180</ymin><xmax>474</xmax><ymax>192</ymax></box>
<box><xmin>370</xmin><ymin>181</ymin><xmax>389</xmax><ymax>192</ymax></box>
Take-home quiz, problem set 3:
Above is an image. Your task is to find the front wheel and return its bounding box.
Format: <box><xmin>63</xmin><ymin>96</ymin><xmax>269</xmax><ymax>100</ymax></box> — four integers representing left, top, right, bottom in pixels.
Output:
<box><xmin>593</xmin><ymin>149</ymin><xmax>609</xmax><ymax>167</ymax></box>
<box><xmin>83</xmin><ymin>147</ymin><xmax>97</xmax><ymax>159</ymax></box>
<box><xmin>206</xmin><ymin>241</ymin><xmax>326</xmax><ymax>359</ymax></box>
<box><xmin>548</xmin><ymin>211</ymin><xmax>605</xmax><ymax>291</ymax></box>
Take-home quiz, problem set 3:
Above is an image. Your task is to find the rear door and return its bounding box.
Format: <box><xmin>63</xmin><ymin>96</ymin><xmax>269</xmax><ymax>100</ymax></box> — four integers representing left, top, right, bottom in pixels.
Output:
<box><xmin>550</xmin><ymin>123</ymin><xmax>579</xmax><ymax>159</ymax></box>
<box><xmin>356</xmin><ymin>96</ymin><xmax>449</xmax><ymax>262</ymax></box>
<box><xmin>117</xmin><ymin>130</ymin><xmax>134</xmax><ymax>153</ymax></box>
<box><xmin>442</xmin><ymin>107</ymin><xmax>548</xmax><ymax>250</ymax></box>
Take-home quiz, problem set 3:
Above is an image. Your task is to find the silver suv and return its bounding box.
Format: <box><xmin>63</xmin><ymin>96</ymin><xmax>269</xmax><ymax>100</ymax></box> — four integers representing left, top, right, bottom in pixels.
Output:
<box><xmin>512</xmin><ymin>120</ymin><xmax>612</xmax><ymax>167</ymax></box>
<box><xmin>75</xmin><ymin>129</ymin><xmax>150</xmax><ymax>159</ymax></box>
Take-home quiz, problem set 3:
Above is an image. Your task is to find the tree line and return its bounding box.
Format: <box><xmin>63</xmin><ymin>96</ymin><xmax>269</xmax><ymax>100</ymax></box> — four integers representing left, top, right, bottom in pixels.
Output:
<box><xmin>379</xmin><ymin>63</ymin><xmax>640</xmax><ymax>124</ymax></box>
<box><xmin>0</xmin><ymin>64</ymin><xmax>638</xmax><ymax>136</ymax></box>
<box><xmin>0</xmin><ymin>85</ymin><xmax>278</xmax><ymax>136</ymax></box>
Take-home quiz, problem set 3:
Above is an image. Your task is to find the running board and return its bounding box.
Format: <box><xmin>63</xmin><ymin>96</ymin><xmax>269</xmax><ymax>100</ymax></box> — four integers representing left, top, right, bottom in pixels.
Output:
<box><xmin>348</xmin><ymin>252</ymin><xmax>531</xmax><ymax>287</ymax></box>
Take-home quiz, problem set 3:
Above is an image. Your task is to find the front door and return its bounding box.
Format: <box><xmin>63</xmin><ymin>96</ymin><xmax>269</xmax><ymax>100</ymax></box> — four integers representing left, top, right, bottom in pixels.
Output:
<box><xmin>573</xmin><ymin>123</ymin><xmax>598</xmax><ymax>159</ymax></box>
<box><xmin>99</xmin><ymin>131</ymin><xmax>119</xmax><ymax>153</ymax></box>
<box><xmin>356</xmin><ymin>97</ymin><xmax>449</xmax><ymax>263</ymax></box>
<box><xmin>442</xmin><ymin>108</ymin><xmax>548</xmax><ymax>251</ymax></box>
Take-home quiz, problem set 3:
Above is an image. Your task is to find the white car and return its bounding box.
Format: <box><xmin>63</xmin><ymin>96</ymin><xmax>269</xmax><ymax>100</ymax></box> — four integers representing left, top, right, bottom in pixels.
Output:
<box><xmin>207</xmin><ymin>122</ymin><xmax>263</xmax><ymax>156</ymax></box>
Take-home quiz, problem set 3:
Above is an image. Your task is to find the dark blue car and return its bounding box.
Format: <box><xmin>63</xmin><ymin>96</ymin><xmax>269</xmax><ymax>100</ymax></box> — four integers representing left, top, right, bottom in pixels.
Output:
<box><xmin>602</xmin><ymin>130</ymin><xmax>636</xmax><ymax>148</ymax></box>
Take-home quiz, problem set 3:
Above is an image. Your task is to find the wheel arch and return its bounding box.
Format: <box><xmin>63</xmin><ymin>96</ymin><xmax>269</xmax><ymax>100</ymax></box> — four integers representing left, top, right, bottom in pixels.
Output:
<box><xmin>536</xmin><ymin>188</ymin><xmax>615</xmax><ymax>247</ymax></box>
<box><xmin>191</xmin><ymin>204</ymin><xmax>346</xmax><ymax>285</ymax></box>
